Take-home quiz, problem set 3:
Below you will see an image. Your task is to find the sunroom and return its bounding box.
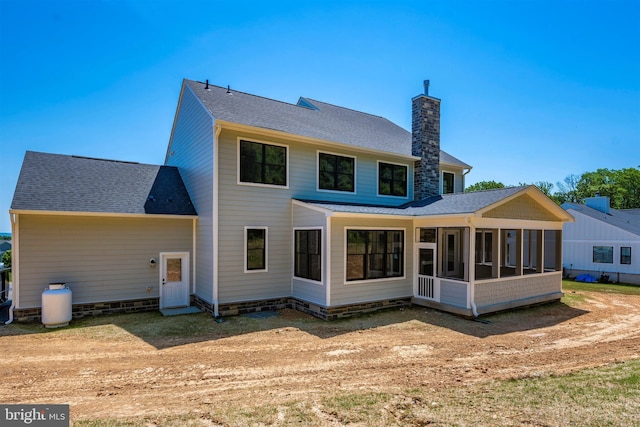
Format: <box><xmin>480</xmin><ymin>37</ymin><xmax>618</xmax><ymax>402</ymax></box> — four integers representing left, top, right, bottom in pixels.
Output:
<box><xmin>297</xmin><ymin>185</ymin><xmax>574</xmax><ymax>317</ymax></box>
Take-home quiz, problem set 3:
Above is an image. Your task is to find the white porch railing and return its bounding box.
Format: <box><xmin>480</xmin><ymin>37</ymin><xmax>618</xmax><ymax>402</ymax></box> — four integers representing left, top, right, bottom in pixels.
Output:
<box><xmin>417</xmin><ymin>275</ymin><xmax>437</xmax><ymax>300</ymax></box>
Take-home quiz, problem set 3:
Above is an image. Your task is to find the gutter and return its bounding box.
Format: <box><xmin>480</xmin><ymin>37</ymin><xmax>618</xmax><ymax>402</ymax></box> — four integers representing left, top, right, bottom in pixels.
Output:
<box><xmin>213</xmin><ymin>123</ymin><xmax>222</xmax><ymax>318</ymax></box>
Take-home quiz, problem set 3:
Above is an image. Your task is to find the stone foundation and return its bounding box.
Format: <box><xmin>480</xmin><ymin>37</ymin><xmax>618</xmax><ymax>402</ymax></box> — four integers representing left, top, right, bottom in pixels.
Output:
<box><xmin>194</xmin><ymin>295</ymin><xmax>412</xmax><ymax>321</ymax></box>
<box><xmin>12</xmin><ymin>297</ymin><xmax>159</xmax><ymax>322</ymax></box>
<box><xmin>13</xmin><ymin>295</ymin><xmax>413</xmax><ymax>323</ymax></box>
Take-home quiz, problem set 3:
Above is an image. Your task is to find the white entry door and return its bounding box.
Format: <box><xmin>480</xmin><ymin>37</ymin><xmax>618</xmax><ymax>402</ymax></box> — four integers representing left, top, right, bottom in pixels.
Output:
<box><xmin>160</xmin><ymin>252</ymin><xmax>190</xmax><ymax>309</ymax></box>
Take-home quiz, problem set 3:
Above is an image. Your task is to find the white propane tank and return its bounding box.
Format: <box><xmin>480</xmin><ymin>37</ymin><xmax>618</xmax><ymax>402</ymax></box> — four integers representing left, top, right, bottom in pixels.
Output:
<box><xmin>42</xmin><ymin>283</ymin><xmax>72</xmax><ymax>328</ymax></box>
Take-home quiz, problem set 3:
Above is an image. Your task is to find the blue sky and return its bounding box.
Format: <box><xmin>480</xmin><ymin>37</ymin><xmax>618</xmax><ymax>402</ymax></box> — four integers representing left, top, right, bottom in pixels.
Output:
<box><xmin>1</xmin><ymin>0</ymin><xmax>639</xmax><ymax>233</ymax></box>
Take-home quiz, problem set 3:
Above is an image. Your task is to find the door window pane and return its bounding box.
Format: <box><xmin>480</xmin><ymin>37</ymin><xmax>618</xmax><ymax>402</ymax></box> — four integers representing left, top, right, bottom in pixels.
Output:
<box><xmin>419</xmin><ymin>248</ymin><xmax>434</xmax><ymax>276</ymax></box>
<box><xmin>166</xmin><ymin>258</ymin><xmax>182</xmax><ymax>282</ymax></box>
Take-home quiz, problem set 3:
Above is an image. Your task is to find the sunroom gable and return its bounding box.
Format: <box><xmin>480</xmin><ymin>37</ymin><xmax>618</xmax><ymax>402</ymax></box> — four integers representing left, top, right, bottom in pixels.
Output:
<box><xmin>482</xmin><ymin>193</ymin><xmax>559</xmax><ymax>221</ymax></box>
<box><xmin>479</xmin><ymin>190</ymin><xmax>570</xmax><ymax>222</ymax></box>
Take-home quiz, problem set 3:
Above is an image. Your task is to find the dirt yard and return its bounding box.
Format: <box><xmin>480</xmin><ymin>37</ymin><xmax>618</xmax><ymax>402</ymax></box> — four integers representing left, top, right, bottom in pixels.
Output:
<box><xmin>1</xmin><ymin>287</ymin><xmax>639</xmax><ymax>425</ymax></box>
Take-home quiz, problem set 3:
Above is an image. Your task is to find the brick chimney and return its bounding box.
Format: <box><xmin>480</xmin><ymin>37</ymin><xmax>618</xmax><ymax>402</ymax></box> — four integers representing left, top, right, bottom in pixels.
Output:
<box><xmin>412</xmin><ymin>80</ymin><xmax>441</xmax><ymax>200</ymax></box>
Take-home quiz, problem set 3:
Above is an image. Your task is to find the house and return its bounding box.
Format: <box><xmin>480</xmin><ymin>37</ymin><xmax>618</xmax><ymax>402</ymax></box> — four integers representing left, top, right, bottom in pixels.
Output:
<box><xmin>8</xmin><ymin>79</ymin><xmax>574</xmax><ymax>322</ymax></box>
<box><xmin>562</xmin><ymin>196</ymin><xmax>640</xmax><ymax>284</ymax></box>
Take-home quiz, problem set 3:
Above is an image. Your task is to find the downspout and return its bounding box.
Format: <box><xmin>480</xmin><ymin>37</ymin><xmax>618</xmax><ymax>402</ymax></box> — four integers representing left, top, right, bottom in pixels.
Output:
<box><xmin>213</xmin><ymin>123</ymin><xmax>222</xmax><ymax>318</ymax></box>
<box><xmin>5</xmin><ymin>213</ymin><xmax>17</xmax><ymax>324</ymax></box>
<box><xmin>462</xmin><ymin>167</ymin><xmax>472</xmax><ymax>192</ymax></box>
<box><xmin>192</xmin><ymin>218</ymin><xmax>197</xmax><ymax>295</ymax></box>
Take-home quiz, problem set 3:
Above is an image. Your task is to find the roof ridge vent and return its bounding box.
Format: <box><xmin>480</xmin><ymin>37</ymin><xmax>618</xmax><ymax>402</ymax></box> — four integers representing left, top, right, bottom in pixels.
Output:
<box><xmin>71</xmin><ymin>155</ymin><xmax>139</xmax><ymax>165</ymax></box>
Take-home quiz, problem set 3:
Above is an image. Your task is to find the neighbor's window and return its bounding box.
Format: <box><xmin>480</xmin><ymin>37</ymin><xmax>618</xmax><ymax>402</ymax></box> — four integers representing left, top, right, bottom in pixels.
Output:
<box><xmin>245</xmin><ymin>227</ymin><xmax>267</xmax><ymax>271</ymax></box>
<box><xmin>621</xmin><ymin>247</ymin><xmax>631</xmax><ymax>265</ymax></box>
<box><xmin>443</xmin><ymin>172</ymin><xmax>455</xmax><ymax>194</ymax></box>
<box><xmin>239</xmin><ymin>140</ymin><xmax>287</xmax><ymax>186</ymax></box>
<box><xmin>346</xmin><ymin>230</ymin><xmax>404</xmax><ymax>281</ymax></box>
<box><xmin>295</xmin><ymin>229</ymin><xmax>322</xmax><ymax>281</ymax></box>
<box><xmin>378</xmin><ymin>162</ymin><xmax>407</xmax><ymax>197</ymax></box>
<box><xmin>593</xmin><ymin>246</ymin><xmax>613</xmax><ymax>264</ymax></box>
<box><xmin>319</xmin><ymin>153</ymin><xmax>355</xmax><ymax>192</ymax></box>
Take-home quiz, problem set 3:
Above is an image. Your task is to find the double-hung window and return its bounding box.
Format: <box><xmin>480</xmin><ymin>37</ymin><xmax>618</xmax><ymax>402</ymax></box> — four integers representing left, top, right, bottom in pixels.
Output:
<box><xmin>318</xmin><ymin>152</ymin><xmax>355</xmax><ymax>192</ymax></box>
<box><xmin>239</xmin><ymin>140</ymin><xmax>287</xmax><ymax>186</ymax></box>
<box><xmin>593</xmin><ymin>246</ymin><xmax>613</xmax><ymax>264</ymax></box>
<box><xmin>346</xmin><ymin>229</ymin><xmax>404</xmax><ymax>281</ymax></box>
<box><xmin>378</xmin><ymin>162</ymin><xmax>407</xmax><ymax>197</ymax></box>
<box><xmin>294</xmin><ymin>229</ymin><xmax>322</xmax><ymax>281</ymax></box>
<box><xmin>245</xmin><ymin>227</ymin><xmax>267</xmax><ymax>272</ymax></box>
<box><xmin>621</xmin><ymin>247</ymin><xmax>631</xmax><ymax>265</ymax></box>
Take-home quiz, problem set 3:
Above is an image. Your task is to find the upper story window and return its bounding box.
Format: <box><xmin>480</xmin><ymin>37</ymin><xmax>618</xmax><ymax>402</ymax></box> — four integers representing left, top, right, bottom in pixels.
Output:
<box><xmin>378</xmin><ymin>162</ymin><xmax>407</xmax><ymax>197</ymax></box>
<box><xmin>318</xmin><ymin>152</ymin><xmax>355</xmax><ymax>192</ymax></box>
<box><xmin>239</xmin><ymin>139</ymin><xmax>287</xmax><ymax>187</ymax></box>
<box><xmin>442</xmin><ymin>172</ymin><xmax>455</xmax><ymax>194</ymax></box>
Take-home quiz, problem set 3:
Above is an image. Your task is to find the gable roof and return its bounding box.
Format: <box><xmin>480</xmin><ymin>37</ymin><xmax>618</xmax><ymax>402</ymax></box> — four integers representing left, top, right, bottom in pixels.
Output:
<box><xmin>297</xmin><ymin>186</ymin><xmax>570</xmax><ymax>220</ymax></box>
<box><xmin>11</xmin><ymin>151</ymin><xmax>197</xmax><ymax>217</ymax></box>
<box><xmin>562</xmin><ymin>202</ymin><xmax>640</xmax><ymax>236</ymax></box>
<box><xmin>184</xmin><ymin>79</ymin><xmax>469</xmax><ymax>166</ymax></box>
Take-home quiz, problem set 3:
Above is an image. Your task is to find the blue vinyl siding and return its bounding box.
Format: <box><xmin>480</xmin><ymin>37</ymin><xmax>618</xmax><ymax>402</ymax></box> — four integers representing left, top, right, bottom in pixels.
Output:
<box><xmin>215</xmin><ymin>127</ymin><xmax>416</xmax><ymax>305</ymax></box>
<box><xmin>292</xmin><ymin>203</ymin><xmax>328</xmax><ymax>305</ymax></box>
<box><xmin>165</xmin><ymin>84</ymin><xmax>215</xmax><ymax>303</ymax></box>
<box><xmin>439</xmin><ymin>280</ymin><xmax>468</xmax><ymax>308</ymax></box>
<box><xmin>329</xmin><ymin>217</ymin><xmax>414</xmax><ymax>306</ymax></box>
<box><xmin>288</xmin><ymin>140</ymin><xmax>413</xmax><ymax>205</ymax></box>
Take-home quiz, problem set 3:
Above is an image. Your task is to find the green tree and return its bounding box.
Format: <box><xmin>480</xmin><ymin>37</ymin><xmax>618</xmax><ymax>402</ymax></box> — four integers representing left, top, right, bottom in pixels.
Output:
<box><xmin>575</xmin><ymin>167</ymin><xmax>640</xmax><ymax>209</ymax></box>
<box><xmin>611</xmin><ymin>167</ymin><xmax>640</xmax><ymax>209</ymax></box>
<box><xmin>465</xmin><ymin>180</ymin><xmax>505</xmax><ymax>193</ymax></box>
<box><xmin>1</xmin><ymin>250</ymin><xmax>10</xmax><ymax>269</ymax></box>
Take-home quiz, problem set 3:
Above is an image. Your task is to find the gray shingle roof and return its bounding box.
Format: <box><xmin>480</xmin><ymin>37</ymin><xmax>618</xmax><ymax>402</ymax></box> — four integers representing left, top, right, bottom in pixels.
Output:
<box><xmin>185</xmin><ymin>79</ymin><xmax>469</xmax><ymax>166</ymax></box>
<box><xmin>562</xmin><ymin>202</ymin><xmax>640</xmax><ymax>236</ymax></box>
<box><xmin>299</xmin><ymin>186</ymin><xmax>527</xmax><ymax>217</ymax></box>
<box><xmin>11</xmin><ymin>151</ymin><xmax>197</xmax><ymax>216</ymax></box>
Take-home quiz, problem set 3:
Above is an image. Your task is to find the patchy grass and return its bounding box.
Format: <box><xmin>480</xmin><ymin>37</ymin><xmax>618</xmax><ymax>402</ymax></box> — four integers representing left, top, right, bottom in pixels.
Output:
<box><xmin>8</xmin><ymin>282</ymin><xmax>640</xmax><ymax>426</ymax></box>
<box><xmin>72</xmin><ymin>359</ymin><xmax>640</xmax><ymax>426</ymax></box>
<box><xmin>563</xmin><ymin>279</ymin><xmax>640</xmax><ymax>295</ymax></box>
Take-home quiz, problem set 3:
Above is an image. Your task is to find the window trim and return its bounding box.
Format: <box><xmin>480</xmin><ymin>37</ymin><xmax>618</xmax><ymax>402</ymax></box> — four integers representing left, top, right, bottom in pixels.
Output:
<box><xmin>344</xmin><ymin>227</ymin><xmax>406</xmax><ymax>284</ymax></box>
<box><xmin>293</xmin><ymin>227</ymin><xmax>323</xmax><ymax>284</ymax></box>
<box><xmin>377</xmin><ymin>160</ymin><xmax>409</xmax><ymax>199</ymax></box>
<box><xmin>244</xmin><ymin>226</ymin><xmax>268</xmax><ymax>273</ymax></box>
<box><xmin>316</xmin><ymin>150</ymin><xmax>357</xmax><ymax>194</ymax></box>
<box><xmin>237</xmin><ymin>137</ymin><xmax>289</xmax><ymax>189</ymax></box>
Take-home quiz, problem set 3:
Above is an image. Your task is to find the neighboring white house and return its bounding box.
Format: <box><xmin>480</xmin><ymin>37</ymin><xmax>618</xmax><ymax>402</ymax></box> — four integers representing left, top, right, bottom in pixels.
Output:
<box><xmin>562</xmin><ymin>196</ymin><xmax>640</xmax><ymax>285</ymax></box>
<box><xmin>9</xmin><ymin>79</ymin><xmax>574</xmax><ymax>322</ymax></box>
